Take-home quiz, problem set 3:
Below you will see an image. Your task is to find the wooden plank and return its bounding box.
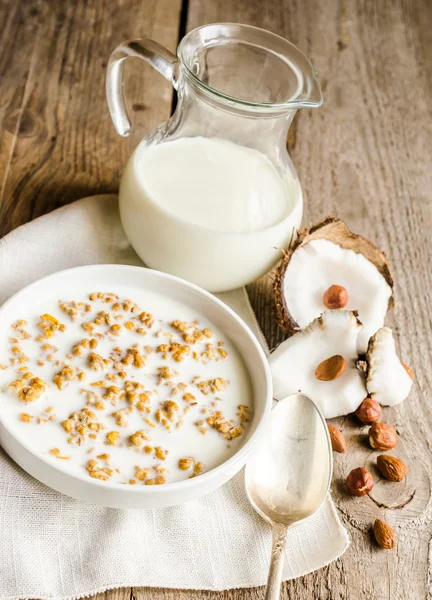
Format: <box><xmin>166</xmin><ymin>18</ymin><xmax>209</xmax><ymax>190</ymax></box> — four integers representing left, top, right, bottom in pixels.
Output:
<box><xmin>187</xmin><ymin>0</ymin><xmax>432</xmax><ymax>598</ymax></box>
<box><xmin>0</xmin><ymin>0</ymin><xmax>182</xmax><ymax>236</ymax></box>
<box><xmin>92</xmin><ymin>590</ymin><xmax>131</xmax><ymax>600</ymax></box>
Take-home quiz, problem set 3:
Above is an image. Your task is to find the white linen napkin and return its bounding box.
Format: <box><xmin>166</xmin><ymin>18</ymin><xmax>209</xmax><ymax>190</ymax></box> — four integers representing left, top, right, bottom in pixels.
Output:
<box><xmin>0</xmin><ymin>195</ymin><xmax>349</xmax><ymax>600</ymax></box>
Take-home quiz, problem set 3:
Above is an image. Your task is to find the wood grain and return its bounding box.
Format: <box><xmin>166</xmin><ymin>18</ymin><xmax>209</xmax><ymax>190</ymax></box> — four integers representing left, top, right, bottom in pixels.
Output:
<box><xmin>187</xmin><ymin>1</ymin><xmax>432</xmax><ymax>598</ymax></box>
<box><xmin>0</xmin><ymin>0</ymin><xmax>431</xmax><ymax>598</ymax></box>
<box><xmin>0</xmin><ymin>0</ymin><xmax>181</xmax><ymax>235</ymax></box>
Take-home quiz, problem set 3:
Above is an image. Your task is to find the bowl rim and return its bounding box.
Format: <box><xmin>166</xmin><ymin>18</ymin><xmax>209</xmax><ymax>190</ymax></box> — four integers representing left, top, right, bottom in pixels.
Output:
<box><xmin>0</xmin><ymin>264</ymin><xmax>273</xmax><ymax>495</ymax></box>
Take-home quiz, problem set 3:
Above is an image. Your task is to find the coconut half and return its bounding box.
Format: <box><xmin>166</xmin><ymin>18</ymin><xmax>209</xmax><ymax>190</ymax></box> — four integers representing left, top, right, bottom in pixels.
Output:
<box><xmin>269</xmin><ymin>310</ymin><xmax>367</xmax><ymax>419</ymax></box>
<box><xmin>366</xmin><ymin>327</ymin><xmax>413</xmax><ymax>406</ymax></box>
<box><xmin>274</xmin><ymin>217</ymin><xmax>394</xmax><ymax>354</ymax></box>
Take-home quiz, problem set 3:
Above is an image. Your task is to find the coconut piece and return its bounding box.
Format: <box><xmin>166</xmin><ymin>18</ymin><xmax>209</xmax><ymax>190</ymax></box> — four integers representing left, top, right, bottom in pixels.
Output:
<box><xmin>270</xmin><ymin>311</ymin><xmax>367</xmax><ymax>419</ymax></box>
<box><xmin>366</xmin><ymin>327</ymin><xmax>413</xmax><ymax>406</ymax></box>
<box><xmin>274</xmin><ymin>217</ymin><xmax>394</xmax><ymax>354</ymax></box>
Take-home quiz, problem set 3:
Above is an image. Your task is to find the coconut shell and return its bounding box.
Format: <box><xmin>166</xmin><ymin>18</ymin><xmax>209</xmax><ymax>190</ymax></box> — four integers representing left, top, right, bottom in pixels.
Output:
<box><xmin>273</xmin><ymin>216</ymin><xmax>394</xmax><ymax>336</ymax></box>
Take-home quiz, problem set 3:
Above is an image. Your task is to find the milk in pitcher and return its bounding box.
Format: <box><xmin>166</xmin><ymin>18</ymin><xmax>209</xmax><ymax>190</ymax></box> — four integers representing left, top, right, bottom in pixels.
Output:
<box><xmin>119</xmin><ymin>137</ymin><xmax>302</xmax><ymax>292</ymax></box>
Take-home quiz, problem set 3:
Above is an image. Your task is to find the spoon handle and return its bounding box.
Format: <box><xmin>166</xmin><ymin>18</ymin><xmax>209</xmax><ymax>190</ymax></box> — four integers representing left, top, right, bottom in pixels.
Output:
<box><xmin>265</xmin><ymin>522</ymin><xmax>288</xmax><ymax>600</ymax></box>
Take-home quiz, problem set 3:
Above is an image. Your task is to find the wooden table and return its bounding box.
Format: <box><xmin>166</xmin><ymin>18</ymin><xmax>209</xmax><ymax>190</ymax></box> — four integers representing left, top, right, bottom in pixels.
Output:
<box><xmin>1</xmin><ymin>0</ymin><xmax>431</xmax><ymax>598</ymax></box>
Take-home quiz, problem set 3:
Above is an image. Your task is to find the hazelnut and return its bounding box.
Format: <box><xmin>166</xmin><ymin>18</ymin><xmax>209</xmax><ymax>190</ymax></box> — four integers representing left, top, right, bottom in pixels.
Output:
<box><xmin>376</xmin><ymin>455</ymin><xmax>408</xmax><ymax>482</ymax></box>
<box><xmin>369</xmin><ymin>422</ymin><xmax>398</xmax><ymax>450</ymax></box>
<box><xmin>315</xmin><ymin>355</ymin><xmax>347</xmax><ymax>381</ymax></box>
<box><xmin>323</xmin><ymin>285</ymin><xmax>348</xmax><ymax>309</ymax></box>
<box><xmin>354</xmin><ymin>397</ymin><xmax>382</xmax><ymax>424</ymax></box>
<box><xmin>328</xmin><ymin>424</ymin><xmax>347</xmax><ymax>453</ymax></box>
<box><xmin>346</xmin><ymin>467</ymin><xmax>374</xmax><ymax>496</ymax></box>
<box><xmin>401</xmin><ymin>362</ymin><xmax>415</xmax><ymax>380</ymax></box>
<box><xmin>373</xmin><ymin>519</ymin><xmax>397</xmax><ymax>549</ymax></box>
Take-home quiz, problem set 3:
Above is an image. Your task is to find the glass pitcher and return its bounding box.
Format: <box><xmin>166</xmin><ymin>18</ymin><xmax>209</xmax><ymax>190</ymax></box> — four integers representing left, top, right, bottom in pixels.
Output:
<box><xmin>106</xmin><ymin>23</ymin><xmax>322</xmax><ymax>292</ymax></box>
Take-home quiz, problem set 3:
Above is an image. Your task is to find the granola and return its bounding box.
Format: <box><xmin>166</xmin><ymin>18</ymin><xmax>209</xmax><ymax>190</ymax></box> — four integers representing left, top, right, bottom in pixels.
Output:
<box><xmin>1</xmin><ymin>291</ymin><xmax>252</xmax><ymax>485</ymax></box>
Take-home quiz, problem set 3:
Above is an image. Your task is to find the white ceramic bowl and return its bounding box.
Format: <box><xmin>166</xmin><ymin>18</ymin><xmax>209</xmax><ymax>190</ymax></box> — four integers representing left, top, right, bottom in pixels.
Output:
<box><xmin>0</xmin><ymin>265</ymin><xmax>272</xmax><ymax>508</ymax></box>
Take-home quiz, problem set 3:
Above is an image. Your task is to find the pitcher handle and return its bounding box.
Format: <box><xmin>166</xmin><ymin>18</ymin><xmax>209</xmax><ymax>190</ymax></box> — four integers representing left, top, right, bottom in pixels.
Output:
<box><xmin>106</xmin><ymin>39</ymin><xmax>178</xmax><ymax>137</ymax></box>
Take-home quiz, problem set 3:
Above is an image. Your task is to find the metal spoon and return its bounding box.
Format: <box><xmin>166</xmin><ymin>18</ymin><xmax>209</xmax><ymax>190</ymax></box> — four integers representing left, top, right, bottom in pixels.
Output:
<box><xmin>245</xmin><ymin>393</ymin><xmax>332</xmax><ymax>600</ymax></box>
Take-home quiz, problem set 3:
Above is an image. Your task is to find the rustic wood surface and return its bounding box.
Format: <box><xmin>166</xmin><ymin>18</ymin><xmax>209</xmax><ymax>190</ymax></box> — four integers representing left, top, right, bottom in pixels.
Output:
<box><xmin>1</xmin><ymin>0</ymin><xmax>431</xmax><ymax>598</ymax></box>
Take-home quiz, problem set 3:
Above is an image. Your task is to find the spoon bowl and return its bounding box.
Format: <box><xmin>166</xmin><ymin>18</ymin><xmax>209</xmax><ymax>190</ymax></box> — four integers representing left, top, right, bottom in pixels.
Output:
<box><xmin>245</xmin><ymin>393</ymin><xmax>332</xmax><ymax>598</ymax></box>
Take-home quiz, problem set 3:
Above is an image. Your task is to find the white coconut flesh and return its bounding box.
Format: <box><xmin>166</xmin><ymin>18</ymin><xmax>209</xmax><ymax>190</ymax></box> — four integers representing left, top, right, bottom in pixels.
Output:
<box><xmin>269</xmin><ymin>311</ymin><xmax>367</xmax><ymax>419</ymax></box>
<box><xmin>366</xmin><ymin>327</ymin><xmax>413</xmax><ymax>406</ymax></box>
<box><xmin>282</xmin><ymin>239</ymin><xmax>392</xmax><ymax>354</ymax></box>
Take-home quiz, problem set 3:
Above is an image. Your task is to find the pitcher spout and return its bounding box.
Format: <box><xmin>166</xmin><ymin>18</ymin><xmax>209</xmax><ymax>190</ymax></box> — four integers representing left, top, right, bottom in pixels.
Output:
<box><xmin>284</xmin><ymin>47</ymin><xmax>322</xmax><ymax>109</ymax></box>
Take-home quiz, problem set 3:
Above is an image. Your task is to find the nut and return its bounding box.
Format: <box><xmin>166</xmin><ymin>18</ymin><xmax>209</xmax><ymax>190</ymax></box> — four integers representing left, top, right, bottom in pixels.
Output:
<box><xmin>401</xmin><ymin>362</ymin><xmax>415</xmax><ymax>380</ymax></box>
<box><xmin>323</xmin><ymin>285</ymin><xmax>348</xmax><ymax>309</ymax></box>
<box><xmin>369</xmin><ymin>422</ymin><xmax>398</xmax><ymax>450</ymax></box>
<box><xmin>373</xmin><ymin>519</ymin><xmax>396</xmax><ymax>549</ymax></box>
<box><xmin>346</xmin><ymin>467</ymin><xmax>374</xmax><ymax>496</ymax></box>
<box><xmin>354</xmin><ymin>397</ymin><xmax>382</xmax><ymax>424</ymax></box>
<box><xmin>377</xmin><ymin>455</ymin><xmax>408</xmax><ymax>482</ymax></box>
<box><xmin>315</xmin><ymin>355</ymin><xmax>347</xmax><ymax>381</ymax></box>
<box><xmin>328</xmin><ymin>424</ymin><xmax>347</xmax><ymax>453</ymax></box>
